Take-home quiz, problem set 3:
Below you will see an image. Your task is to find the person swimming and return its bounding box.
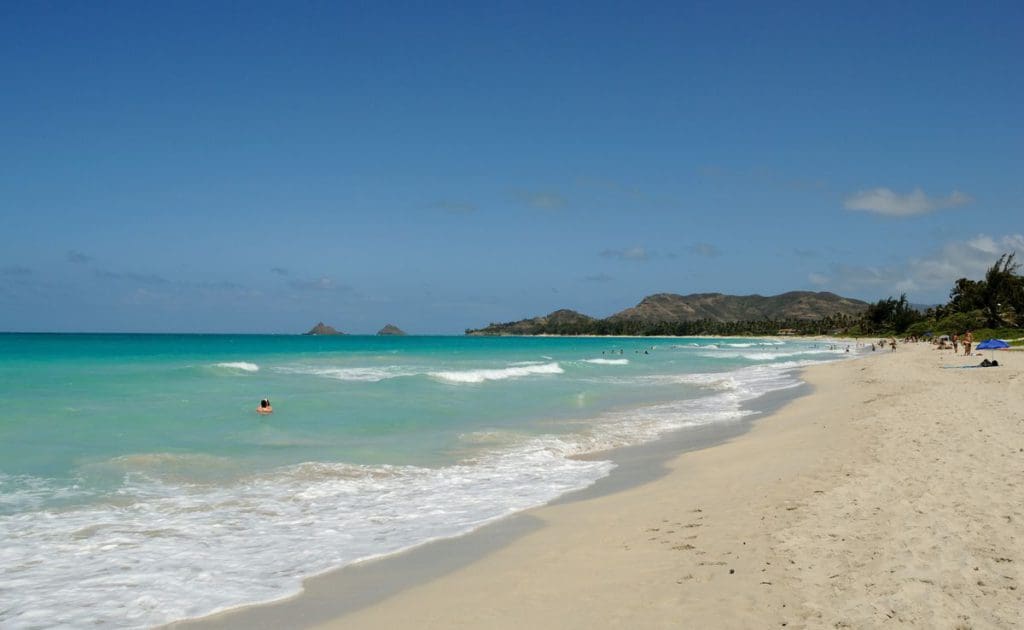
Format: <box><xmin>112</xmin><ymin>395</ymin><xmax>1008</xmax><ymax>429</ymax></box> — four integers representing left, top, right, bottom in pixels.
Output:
<box><xmin>257</xmin><ymin>398</ymin><xmax>273</xmax><ymax>414</ymax></box>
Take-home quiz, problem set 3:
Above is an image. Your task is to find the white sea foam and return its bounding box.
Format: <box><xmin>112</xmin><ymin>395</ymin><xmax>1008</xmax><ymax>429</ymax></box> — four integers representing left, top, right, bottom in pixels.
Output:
<box><xmin>0</xmin><ymin>343</ymin><xmax>852</xmax><ymax>629</ymax></box>
<box><xmin>0</xmin><ymin>448</ymin><xmax>612</xmax><ymax>628</ymax></box>
<box><xmin>674</xmin><ymin>340</ymin><xmax>786</xmax><ymax>350</ymax></box>
<box><xmin>698</xmin><ymin>348</ymin><xmax>845</xmax><ymax>361</ymax></box>
<box><xmin>535</xmin><ymin>359</ymin><xmax>825</xmax><ymax>456</ymax></box>
<box><xmin>274</xmin><ymin>361</ymin><xmax>568</xmax><ymax>384</ymax></box>
<box><xmin>582</xmin><ymin>358</ymin><xmax>630</xmax><ymax>365</ymax></box>
<box><xmin>273</xmin><ymin>365</ymin><xmax>417</xmax><ymax>382</ymax></box>
<box><xmin>213</xmin><ymin>362</ymin><xmax>260</xmax><ymax>372</ymax></box>
<box><xmin>717</xmin><ymin>341</ymin><xmax>785</xmax><ymax>348</ymax></box>
<box><xmin>429</xmin><ymin>362</ymin><xmax>564</xmax><ymax>384</ymax></box>
<box><xmin>0</xmin><ymin>473</ymin><xmax>93</xmax><ymax>513</ymax></box>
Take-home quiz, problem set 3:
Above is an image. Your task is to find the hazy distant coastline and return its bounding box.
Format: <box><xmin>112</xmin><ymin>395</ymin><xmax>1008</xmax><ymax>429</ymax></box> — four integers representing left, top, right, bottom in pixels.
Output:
<box><xmin>467</xmin><ymin>291</ymin><xmax>867</xmax><ymax>336</ymax></box>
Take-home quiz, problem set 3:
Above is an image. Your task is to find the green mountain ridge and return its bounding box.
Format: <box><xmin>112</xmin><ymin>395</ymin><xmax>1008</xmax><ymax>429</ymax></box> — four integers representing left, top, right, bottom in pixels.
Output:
<box><xmin>467</xmin><ymin>291</ymin><xmax>870</xmax><ymax>336</ymax></box>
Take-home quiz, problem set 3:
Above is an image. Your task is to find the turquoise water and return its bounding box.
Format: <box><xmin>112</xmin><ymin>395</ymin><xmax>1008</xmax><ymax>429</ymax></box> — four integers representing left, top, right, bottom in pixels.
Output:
<box><xmin>0</xmin><ymin>334</ymin><xmax>853</xmax><ymax>627</ymax></box>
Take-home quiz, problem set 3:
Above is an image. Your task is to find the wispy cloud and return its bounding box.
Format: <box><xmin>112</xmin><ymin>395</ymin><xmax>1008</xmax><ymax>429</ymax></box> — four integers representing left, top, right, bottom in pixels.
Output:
<box><xmin>698</xmin><ymin>165</ymin><xmax>828</xmax><ymax>193</ymax></box>
<box><xmin>574</xmin><ymin>176</ymin><xmax>685</xmax><ymax>209</ymax></box>
<box><xmin>599</xmin><ymin>246</ymin><xmax>651</xmax><ymax>261</ymax></box>
<box><xmin>689</xmin><ymin>243</ymin><xmax>721</xmax><ymax>258</ymax></box>
<box><xmin>793</xmin><ymin>248</ymin><xmax>819</xmax><ymax>259</ymax></box>
<box><xmin>119</xmin><ymin>282</ymin><xmax>260</xmax><ymax>306</ymax></box>
<box><xmin>515</xmin><ymin>190</ymin><xmax>567</xmax><ymax>211</ymax></box>
<box><xmin>581</xmin><ymin>273</ymin><xmax>613</xmax><ymax>283</ymax></box>
<box><xmin>431</xmin><ymin>200</ymin><xmax>479</xmax><ymax>215</ymax></box>
<box><xmin>288</xmin><ymin>276</ymin><xmax>350</xmax><ymax>292</ymax></box>
<box><xmin>96</xmin><ymin>268</ymin><xmax>249</xmax><ymax>292</ymax></box>
<box><xmin>1</xmin><ymin>265</ymin><xmax>33</xmax><ymax>276</ymax></box>
<box><xmin>844</xmin><ymin>187</ymin><xmax>972</xmax><ymax>217</ymax></box>
<box><xmin>809</xmin><ymin>233</ymin><xmax>1024</xmax><ymax>298</ymax></box>
<box><xmin>270</xmin><ymin>267</ymin><xmax>290</xmax><ymax>276</ymax></box>
<box><xmin>66</xmin><ymin>250</ymin><xmax>93</xmax><ymax>264</ymax></box>
<box><xmin>95</xmin><ymin>269</ymin><xmax>170</xmax><ymax>285</ymax></box>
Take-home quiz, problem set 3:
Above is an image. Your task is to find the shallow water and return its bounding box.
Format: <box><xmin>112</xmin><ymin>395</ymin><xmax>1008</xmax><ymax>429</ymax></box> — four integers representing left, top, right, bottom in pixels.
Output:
<box><xmin>0</xmin><ymin>334</ymin><xmax>854</xmax><ymax>627</ymax></box>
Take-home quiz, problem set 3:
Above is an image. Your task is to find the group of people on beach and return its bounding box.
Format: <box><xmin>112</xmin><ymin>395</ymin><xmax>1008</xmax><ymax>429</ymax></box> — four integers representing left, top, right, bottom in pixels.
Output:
<box><xmin>935</xmin><ymin>331</ymin><xmax>974</xmax><ymax>355</ymax></box>
<box><xmin>873</xmin><ymin>338</ymin><xmax>898</xmax><ymax>352</ymax></box>
<box><xmin>955</xmin><ymin>331</ymin><xmax>973</xmax><ymax>356</ymax></box>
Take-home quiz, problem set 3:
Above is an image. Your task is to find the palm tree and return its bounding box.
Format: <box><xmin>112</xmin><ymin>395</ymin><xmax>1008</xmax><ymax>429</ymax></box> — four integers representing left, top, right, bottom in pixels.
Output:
<box><xmin>981</xmin><ymin>253</ymin><xmax>1022</xmax><ymax>327</ymax></box>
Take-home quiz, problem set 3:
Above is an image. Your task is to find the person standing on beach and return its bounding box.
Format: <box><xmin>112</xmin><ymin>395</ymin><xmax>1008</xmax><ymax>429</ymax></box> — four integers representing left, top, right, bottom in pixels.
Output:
<box><xmin>963</xmin><ymin>331</ymin><xmax>973</xmax><ymax>356</ymax></box>
<box><xmin>952</xmin><ymin>334</ymin><xmax>959</xmax><ymax>354</ymax></box>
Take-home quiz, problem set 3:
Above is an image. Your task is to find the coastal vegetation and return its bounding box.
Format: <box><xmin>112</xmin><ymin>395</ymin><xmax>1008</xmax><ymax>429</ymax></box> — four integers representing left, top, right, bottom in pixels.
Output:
<box><xmin>859</xmin><ymin>254</ymin><xmax>1023</xmax><ymax>341</ymax></box>
<box><xmin>466</xmin><ymin>255</ymin><xmax>1024</xmax><ymax>340</ymax></box>
<box><xmin>466</xmin><ymin>292</ymin><xmax>866</xmax><ymax>336</ymax></box>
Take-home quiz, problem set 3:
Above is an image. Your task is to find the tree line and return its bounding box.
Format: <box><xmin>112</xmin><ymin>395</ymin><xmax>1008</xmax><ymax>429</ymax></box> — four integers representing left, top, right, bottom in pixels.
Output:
<box><xmin>468</xmin><ymin>253</ymin><xmax>1023</xmax><ymax>338</ymax></box>
<box><xmin>497</xmin><ymin>314</ymin><xmax>860</xmax><ymax>337</ymax></box>
<box><xmin>468</xmin><ymin>311</ymin><xmax>860</xmax><ymax>337</ymax></box>
<box><xmin>858</xmin><ymin>253</ymin><xmax>1023</xmax><ymax>337</ymax></box>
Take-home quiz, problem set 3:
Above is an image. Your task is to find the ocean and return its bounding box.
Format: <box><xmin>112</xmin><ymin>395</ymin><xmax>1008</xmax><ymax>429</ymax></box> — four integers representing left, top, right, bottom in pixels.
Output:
<box><xmin>0</xmin><ymin>334</ymin><xmax>855</xmax><ymax>627</ymax></box>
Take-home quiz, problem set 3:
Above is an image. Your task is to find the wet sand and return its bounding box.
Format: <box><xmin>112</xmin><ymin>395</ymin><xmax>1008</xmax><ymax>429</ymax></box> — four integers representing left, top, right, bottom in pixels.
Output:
<box><xmin>180</xmin><ymin>342</ymin><xmax>1023</xmax><ymax>629</ymax></box>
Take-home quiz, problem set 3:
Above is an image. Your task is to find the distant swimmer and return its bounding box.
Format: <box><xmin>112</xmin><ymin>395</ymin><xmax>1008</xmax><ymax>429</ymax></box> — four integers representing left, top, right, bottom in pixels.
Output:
<box><xmin>257</xmin><ymin>398</ymin><xmax>273</xmax><ymax>414</ymax></box>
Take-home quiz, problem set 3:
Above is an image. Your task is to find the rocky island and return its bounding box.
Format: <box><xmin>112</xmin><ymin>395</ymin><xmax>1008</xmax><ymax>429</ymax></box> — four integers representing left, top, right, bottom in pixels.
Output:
<box><xmin>377</xmin><ymin>324</ymin><xmax>407</xmax><ymax>336</ymax></box>
<box><xmin>303</xmin><ymin>322</ymin><xmax>344</xmax><ymax>335</ymax></box>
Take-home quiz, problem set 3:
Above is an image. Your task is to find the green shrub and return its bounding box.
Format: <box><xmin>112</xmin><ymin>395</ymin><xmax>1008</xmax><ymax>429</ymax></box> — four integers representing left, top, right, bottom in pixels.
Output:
<box><xmin>933</xmin><ymin>310</ymin><xmax>986</xmax><ymax>335</ymax></box>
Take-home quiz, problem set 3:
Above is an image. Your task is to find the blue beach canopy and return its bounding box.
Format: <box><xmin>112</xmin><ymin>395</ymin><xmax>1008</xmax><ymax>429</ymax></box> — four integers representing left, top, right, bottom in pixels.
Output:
<box><xmin>975</xmin><ymin>339</ymin><xmax>1010</xmax><ymax>350</ymax></box>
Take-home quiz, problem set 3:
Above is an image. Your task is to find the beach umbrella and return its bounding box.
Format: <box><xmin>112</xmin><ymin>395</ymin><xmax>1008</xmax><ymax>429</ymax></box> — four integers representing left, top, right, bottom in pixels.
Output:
<box><xmin>975</xmin><ymin>339</ymin><xmax>1010</xmax><ymax>350</ymax></box>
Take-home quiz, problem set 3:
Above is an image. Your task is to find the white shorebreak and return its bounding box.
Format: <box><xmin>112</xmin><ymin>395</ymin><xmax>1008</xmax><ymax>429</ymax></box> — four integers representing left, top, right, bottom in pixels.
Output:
<box><xmin>429</xmin><ymin>362</ymin><xmax>564</xmax><ymax>384</ymax></box>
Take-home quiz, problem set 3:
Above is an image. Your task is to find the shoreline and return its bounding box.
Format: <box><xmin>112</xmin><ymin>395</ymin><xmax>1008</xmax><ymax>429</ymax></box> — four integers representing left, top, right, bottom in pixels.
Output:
<box><xmin>172</xmin><ymin>365</ymin><xmax>820</xmax><ymax>629</ymax></box>
<box><xmin>180</xmin><ymin>342</ymin><xmax>1023</xmax><ymax>628</ymax></box>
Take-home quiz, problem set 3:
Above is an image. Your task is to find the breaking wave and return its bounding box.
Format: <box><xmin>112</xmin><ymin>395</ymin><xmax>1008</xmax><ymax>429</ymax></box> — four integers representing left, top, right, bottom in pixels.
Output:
<box><xmin>213</xmin><ymin>362</ymin><xmax>260</xmax><ymax>372</ymax></box>
<box><xmin>429</xmin><ymin>362</ymin><xmax>564</xmax><ymax>384</ymax></box>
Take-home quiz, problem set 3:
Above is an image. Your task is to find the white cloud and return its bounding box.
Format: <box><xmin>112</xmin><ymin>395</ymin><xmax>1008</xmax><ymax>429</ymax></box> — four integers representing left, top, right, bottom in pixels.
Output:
<box><xmin>808</xmin><ymin>272</ymin><xmax>829</xmax><ymax>286</ymax></box>
<box><xmin>432</xmin><ymin>200</ymin><xmax>479</xmax><ymax>214</ymax></box>
<box><xmin>810</xmin><ymin>233</ymin><xmax>1024</xmax><ymax>299</ymax></box>
<box><xmin>965</xmin><ymin>235</ymin><xmax>999</xmax><ymax>255</ymax></box>
<box><xmin>689</xmin><ymin>243</ymin><xmax>721</xmax><ymax>258</ymax></box>
<box><xmin>289</xmin><ymin>276</ymin><xmax>349</xmax><ymax>292</ymax></box>
<box><xmin>843</xmin><ymin>187</ymin><xmax>972</xmax><ymax>217</ymax></box>
<box><xmin>66</xmin><ymin>250</ymin><xmax>93</xmax><ymax>264</ymax></box>
<box><xmin>515</xmin><ymin>190</ymin><xmax>567</xmax><ymax>210</ymax></box>
<box><xmin>599</xmin><ymin>246</ymin><xmax>650</xmax><ymax>261</ymax></box>
<box><xmin>95</xmin><ymin>269</ymin><xmax>170</xmax><ymax>285</ymax></box>
<box><xmin>944</xmin><ymin>190</ymin><xmax>973</xmax><ymax>206</ymax></box>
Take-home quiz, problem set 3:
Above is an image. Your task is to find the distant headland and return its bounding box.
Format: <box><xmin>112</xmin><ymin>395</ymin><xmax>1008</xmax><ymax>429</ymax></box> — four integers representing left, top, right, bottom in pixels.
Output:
<box><xmin>466</xmin><ymin>291</ymin><xmax>870</xmax><ymax>336</ymax></box>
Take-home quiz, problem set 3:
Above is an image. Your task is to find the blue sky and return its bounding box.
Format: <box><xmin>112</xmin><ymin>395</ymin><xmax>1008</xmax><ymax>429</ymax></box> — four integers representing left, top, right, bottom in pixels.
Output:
<box><xmin>2</xmin><ymin>2</ymin><xmax>1022</xmax><ymax>333</ymax></box>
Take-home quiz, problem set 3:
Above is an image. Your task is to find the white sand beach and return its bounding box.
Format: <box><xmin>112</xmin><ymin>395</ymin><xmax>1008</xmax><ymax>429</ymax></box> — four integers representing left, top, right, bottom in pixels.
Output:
<box><xmin>178</xmin><ymin>341</ymin><xmax>1023</xmax><ymax>629</ymax></box>
<box><xmin>306</xmin><ymin>342</ymin><xmax>1022</xmax><ymax>629</ymax></box>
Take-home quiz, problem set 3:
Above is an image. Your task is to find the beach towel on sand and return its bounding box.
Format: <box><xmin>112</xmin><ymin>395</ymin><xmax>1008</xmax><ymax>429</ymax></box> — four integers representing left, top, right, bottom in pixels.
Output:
<box><xmin>941</xmin><ymin>359</ymin><xmax>1000</xmax><ymax>369</ymax></box>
